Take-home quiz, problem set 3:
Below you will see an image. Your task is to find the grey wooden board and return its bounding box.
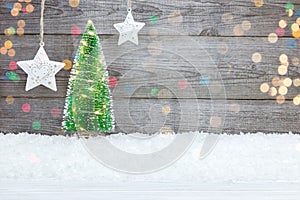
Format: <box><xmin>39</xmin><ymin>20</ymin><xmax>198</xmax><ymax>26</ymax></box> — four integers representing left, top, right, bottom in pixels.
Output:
<box><xmin>0</xmin><ymin>0</ymin><xmax>299</xmax><ymax>36</ymax></box>
<box><xmin>1</xmin><ymin>0</ymin><xmax>300</xmax><ymax>135</ymax></box>
<box><xmin>0</xmin><ymin>35</ymin><xmax>300</xmax><ymax>100</ymax></box>
<box><xmin>0</xmin><ymin>98</ymin><xmax>299</xmax><ymax>134</ymax></box>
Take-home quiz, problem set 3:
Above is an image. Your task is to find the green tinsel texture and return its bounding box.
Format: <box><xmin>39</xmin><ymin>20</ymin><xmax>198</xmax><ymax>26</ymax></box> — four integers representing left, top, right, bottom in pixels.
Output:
<box><xmin>63</xmin><ymin>20</ymin><xmax>114</xmax><ymax>132</ymax></box>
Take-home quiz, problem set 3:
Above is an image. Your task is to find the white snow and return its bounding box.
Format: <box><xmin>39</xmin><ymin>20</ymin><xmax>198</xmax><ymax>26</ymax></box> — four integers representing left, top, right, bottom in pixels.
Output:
<box><xmin>0</xmin><ymin>132</ymin><xmax>300</xmax><ymax>199</ymax></box>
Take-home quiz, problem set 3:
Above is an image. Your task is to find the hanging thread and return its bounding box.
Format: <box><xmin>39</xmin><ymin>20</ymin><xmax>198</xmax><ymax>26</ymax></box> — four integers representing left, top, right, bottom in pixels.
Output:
<box><xmin>127</xmin><ymin>0</ymin><xmax>131</xmax><ymax>11</ymax></box>
<box><xmin>40</xmin><ymin>0</ymin><xmax>46</xmax><ymax>46</ymax></box>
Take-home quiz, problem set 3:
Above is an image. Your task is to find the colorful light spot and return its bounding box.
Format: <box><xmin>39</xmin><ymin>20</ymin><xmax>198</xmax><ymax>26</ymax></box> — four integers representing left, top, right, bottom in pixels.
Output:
<box><xmin>8</xmin><ymin>49</ymin><xmax>16</xmax><ymax>57</ymax></box>
<box><xmin>279</xmin><ymin>54</ymin><xmax>288</xmax><ymax>63</ymax></box>
<box><xmin>9</xmin><ymin>61</ymin><xmax>18</xmax><ymax>70</ymax></box>
<box><xmin>69</xmin><ymin>0</ymin><xmax>80</xmax><ymax>7</ymax></box>
<box><xmin>278</xmin><ymin>86</ymin><xmax>288</xmax><ymax>95</ymax></box>
<box><xmin>18</xmin><ymin>20</ymin><xmax>26</xmax><ymax>28</ymax></box>
<box><xmin>285</xmin><ymin>2</ymin><xmax>294</xmax><ymax>11</ymax></box>
<box><xmin>6</xmin><ymin>96</ymin><xmax>15</xmax><ymax>104</ymax></box>
<box><xmin>276</xmin><ymin>95</ymin><xmax>285</xmax><ymax>104</ymax></box>
<box><xmin>7</xmin><ymin>71</ymin><xmax>20</xmax><ymax>81</ymax></box>
<box><xmin>150</xmin><ymin>15</ymin><xmax>159</xmax><ymax>25</ymax></box>
<box><xmin>253</xmin><ymin>0</ymin><xmax>264</xmax><ymax>7</ymax></box>
<box><xmin>6</xmin><ymin>3</ymin><xmax>14</xmax><ymax>12</ymax></box>
<box><xmin>150</xmin><ymin>88</ymin><xmax>159</xmax><ymax>97</ymax></box>
<box><xmin>125</xmin><ymin>84</ymin><xmax>134</xmax><ymax>94</ymax></box>
<box><xmin>286</xmin><ymin>38</ymin><xmax>296</xmax><ymax>49</ymax></box>
<box><xmin>210</xmin><ymin>116</ymin><xmax>222</xmax><ymax>128</ymax></box>
<box><xmin>279</xmin><ymin>20</ymin><xmax>287</xmax><ymax>28</ymax></box>
<box><xmin>291</xmin><ymin>23</ymin><xmax>299</xmax><ymax>32</ymax></box>
<box><xmin>17</xmin><ymin>27</ymin><xmax>24</xmax><ymax>36</ymax></box>
<box><xmin>25</xmin><ymin>4</ymin><xmax>34</xmax><ymax>13</ymax></box>
<box><xmin>108</xmin><ymin>77</ymin><xmax>118</xmax><ymax>88</ymax></box>
<box><xmin>295</xmin><ymin>9</ymin><xmax>300</xmax><ymax>18</ymax></box>
<box><xmin>278</xmin><ymin>65</ymin><xmax>288</xmax><ymax>75</ymax></box>
<box><xmin>22</xmin><ymin>103</ymin><xmax>31</xmax><ymax>113</ymax></box>
<box><xmin>233</xmin><ymin>24</ymin><xmax>244</xmax><ymax>36</ymax></box>
<box><xmin>149</xmin><ymin>29</ymin><xmax>158</xmax><ymax>38</ymax></box>
<box><xmin>217</xmin><ymin>43</ymin><xmax>229</xmax><ymax>54</ymax></box>
<box><xmin>158</xmin><ymin>89</ymin><xmax>173</xmax><ymax>99</ymax></box>
<box><xmin>0</xmin><ymin>47</ymin><xmax>7</xmax><ymax>55</ymax></box>
<box><xmin>178</xmin><ymin>79</ymin><xmax>188</xmax><ymax>90</ymax></box>
<box><xmin>200</xmin><ymin>76</ymin><xmax>209</xmax><ymax>86</ymax></box>
<box><xmin>293</xmin><ymin>96</ymin><xmax>300</xmax><ymax>105</ymax></box>
<box><xmin>292</xmin><ymin>29</ymin><xmax>300</xmax><ymax>38</ymax></box>
<box><xmin>162</xmin><ymin>105</ymin><xmax>171</xmax><ymax>115</ymax></box>
<box><xmin>283</xmin><ymin>78</ymin><xmax>293</xmax><ymax>87</ymax></box>
<box><xmin>241</xmin><ymin>20</ymin><xmax>251</xmax><ymax>31</ymax></box>
<box><xmin>11</xmin><ymin>8</ymin><xmax>19</xmax><ymax>16</ymax></box>
<box><xmin>32</xmin><ymin>121</ymin><xmax>41</xmax><ymax>130</ymax></box>
<box><xmin>51</xmin><ymin>108</ymin><xmax>62</xmax><ymax>118</ymax></box>
<box><xmin>269</xmin><ymin>87</ymin><xmax>277</xmax><ymax>96</ymax></box>
<box><xmin>62</xmin><ymin>59</ymin><xmax>72</xmax><ymax>70</ymax></box>
<box><xmin>221</xmin><ymin>13</ymin><xmax>233</xmax><ymax>24</ymax></box>
<box><xmin>268</xmin><ymin>33</ymin><xmax>278</xmax><ymax>43</ymax></box>
<box><xmin>14</xmin><ymin>3</ymin><xmax>22</xmax><ymax>10</ymax></box>
<box><xmin>272</xmin><ymin>77</ymin><xmax>280</xmax><ymax>87</ymax></box>
<box><xmin>252</xmin><ymin>52</ymin><xmax>262</xmax><ymax>63</ymax></box>
<box><xmin>275</xmin><ymin>27</ymin><xmax>285</xmax><ymax>37</ymax></box>
<box><xmin>292</xmin><ymin>57</ymin><xmax>300</xmax><ymax>66</ymax></box>
<box><xmin>4</xmin><ymin>40</ymin><xmax>13</xmax><ymax>49</ymax></box>
<box><xmin>260</xmin><ymin>83</ymin><xmax>269</xmax><ymax>93</ymax></box>
<box><xmin>293</xmin><ymin>78</ymin><xmax>300</xmax><ymax>87</ymax></box>
<box><xmin>71</xmin><ymin>26</ymin><xmax>81</xmax><ymax>36</ymax></box>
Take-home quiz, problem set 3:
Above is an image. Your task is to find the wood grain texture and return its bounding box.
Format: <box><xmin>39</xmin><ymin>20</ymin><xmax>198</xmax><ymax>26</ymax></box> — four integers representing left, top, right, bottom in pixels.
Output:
<box><xmin>0</xmin><ymin>98</ymin><xmax>299</xmax><ymax>134</ymax></box>
<box><xmin>0</xmin><ymin>0</ymin><xmax>300</xmax><ymax>135</ymax></box>
<box><xmin>0</xmin><ymin>35</ymin><xmax>299</xmax><ymax>99</ymax></box>
<box><xmin>0</xmin><ymin>0</ymin><xmax>299</xmax><ymax>36</ymax></box>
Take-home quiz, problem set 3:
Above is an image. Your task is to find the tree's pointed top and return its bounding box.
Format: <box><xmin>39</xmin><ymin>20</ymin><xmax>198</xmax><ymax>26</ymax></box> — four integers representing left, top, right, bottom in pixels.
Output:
<box><xmin>87</xmin><ymin>20</ymin><xmax>94</xmax><ymax>26</ymax></box>
<box><xmin>83</xmin><ymin>20</ymin><xmax>97</xmax><ymax>36</ymax></box>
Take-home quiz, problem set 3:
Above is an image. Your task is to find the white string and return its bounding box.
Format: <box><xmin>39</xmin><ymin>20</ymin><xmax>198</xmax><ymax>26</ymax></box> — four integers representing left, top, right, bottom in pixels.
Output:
<box><xmin>40</xmin><ymin>0</ymin><xmax>46</xmax><ymax>46</ymax></box>
<box><xmin>127</xmin><ymin>0</ymin><xmax>131</xmax><ymax>11</ymax></box>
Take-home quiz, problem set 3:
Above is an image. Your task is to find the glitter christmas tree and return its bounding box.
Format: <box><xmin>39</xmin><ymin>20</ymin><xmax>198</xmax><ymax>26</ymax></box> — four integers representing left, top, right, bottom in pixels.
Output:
<box><xmin>63</xmin><ymin>20</ymin><xmax>114</xmax><ymax>133</ymax></box>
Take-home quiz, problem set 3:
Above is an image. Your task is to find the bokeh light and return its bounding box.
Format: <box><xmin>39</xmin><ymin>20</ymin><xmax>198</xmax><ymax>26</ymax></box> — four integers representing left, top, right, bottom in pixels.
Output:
<box><xmin>253</xmin><ymin>0</ymin><xmax>264</xmax><ymax>7</ymax></box>
<box><xmin>6</xmin><ymin>96</ymin><xmax>15</xmax><ymax>104</ymax></box>
<box><xmin>276</xmin><ymin>95</ymin><xmax>285</xmax><ymax>104</ymax></box>
<box><xmin>210</xmin><ymin>116</ymin><xmax>222</xmax><ymax>128</ymax></box>
<box><xmin>268</xmin><ymin>33</ymin><xmax>278</xmax><ymax>43</ymax></box>
<box><xmin>260</xmin><ymin>83</ymin><xmax>269</xmax><ymax>93</ymax></box>
<box><xmin>162</xmin><ymin>105</ymin><xmax>171</xmax><ymax>115</ymax></box>
<box><xmin>293</xmin><ymin>78</ymin><xmax>300</xmax><ymax>87</ymax></box>
<box><xmin>9</xmin><ymin>61</ymin><xmax>18</xmax><ymax>70</ymax></box>
<box><xmin>22</xmin><ymin>103</ymin><xmax>31</xmax><ymax>113</ymax></box>
<box><xmin>63</xmin><ymin>59</ymin><xmax>72</xmax><ymax>70</ymax></box>
<box><xmin>108</xmin><ymin>77</ymin><xmax>118</xmax><ymax>88</ymax></box>
<box><xmin>293</xmin><ymin>95</ymin><xmax>300</xmax><ymax>105</ymax></box>
<box><xmin>252</xmin><ymin>52</ymin><xmax>262</xmax><ymax>63</ymax></box>
<box><xmin>71</xmin><ymin>26</ymin><xmax>81</xmax><ymax>36</ymax></box>
<box><xmin>51</xmin><ymin>108</ymin><xmax>62</xmax><ymax>118</ymax></box>
<box><xmin>69</xmin><ymin>0</ymin><xmax>80</xmax><ymax>7</ymax></box>
<box><xmin>32</xmin><ymin>121</ymin><xmax>41</xmax><ymax>130</ymax></box>
<box><xmin>178</xmin><ymin>79</ymin><xmax>188</xmax><ymax>90</ymax></box>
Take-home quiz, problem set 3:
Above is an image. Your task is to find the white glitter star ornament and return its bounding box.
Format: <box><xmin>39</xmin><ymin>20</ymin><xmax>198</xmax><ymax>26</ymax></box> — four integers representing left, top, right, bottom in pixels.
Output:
<box><xmin>17</xmin><ymin>46</ymin><xmax>65</xmax><ymax>91</ymax></box>
<box><xmin>17</xmin><ymin>0</ymin><xmax>65</xmax><ymax>92</ymax></box>
<box><xmin>114</xmin><ymin>9</ymin><xmax>145</xmax><ymax>45</ymax></box>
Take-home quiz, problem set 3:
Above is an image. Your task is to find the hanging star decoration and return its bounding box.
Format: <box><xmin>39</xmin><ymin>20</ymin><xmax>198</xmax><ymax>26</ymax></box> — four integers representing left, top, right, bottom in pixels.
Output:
<box><xmin>17</xmin><ymin>46</ymin><xmax>65</xmax><ymax>91</ymax></box>
<box><xmin>114</xmin><ymin>10</ymin><xmax>145</xmax><ymax>45</ymax></box>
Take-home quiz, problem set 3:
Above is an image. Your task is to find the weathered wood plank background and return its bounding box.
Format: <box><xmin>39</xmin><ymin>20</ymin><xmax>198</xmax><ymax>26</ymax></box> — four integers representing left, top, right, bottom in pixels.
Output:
<box><xmin>0</xmin><ymin>0</ymin><xmax>300</xmax><ymax>134</ymax></box>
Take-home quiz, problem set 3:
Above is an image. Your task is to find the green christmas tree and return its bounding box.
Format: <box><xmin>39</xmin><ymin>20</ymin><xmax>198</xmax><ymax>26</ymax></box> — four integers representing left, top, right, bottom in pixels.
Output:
<box><xmin>63</xmin><ymin>20</ymin><xmax>114</xmax><ymax>133</ymax></box>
